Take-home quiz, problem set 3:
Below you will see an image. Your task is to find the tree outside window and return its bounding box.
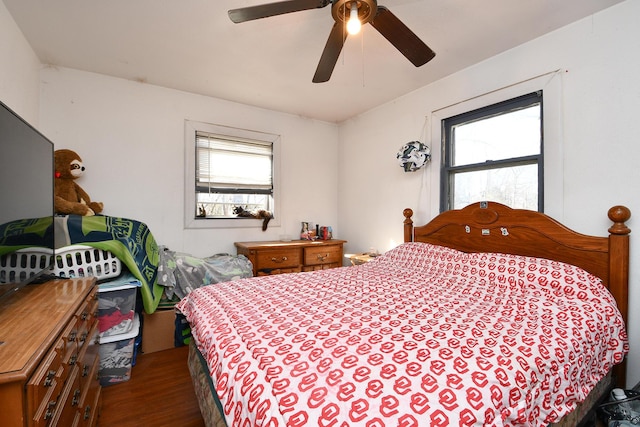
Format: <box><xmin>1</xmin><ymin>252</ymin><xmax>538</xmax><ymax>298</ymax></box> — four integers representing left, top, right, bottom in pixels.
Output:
<box><xmin>441</xmin><ymin>92</ymin><xmax>543</xmax><ymax>212</ymax></box>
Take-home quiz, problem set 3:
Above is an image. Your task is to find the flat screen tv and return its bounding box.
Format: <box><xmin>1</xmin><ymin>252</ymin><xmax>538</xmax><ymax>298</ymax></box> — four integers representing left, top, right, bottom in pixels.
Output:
<box><xmin>0</xmin><ymin>100</ymin><xmax>55</xmax><ymax>301</ymax></box>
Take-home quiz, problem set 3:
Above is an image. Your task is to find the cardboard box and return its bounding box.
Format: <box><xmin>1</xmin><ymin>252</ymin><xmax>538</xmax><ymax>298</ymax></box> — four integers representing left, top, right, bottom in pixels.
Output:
<box><xmin>142</xmin><ymin>309</ymin><xmax>176</xmax><ymax>354</ymax></box>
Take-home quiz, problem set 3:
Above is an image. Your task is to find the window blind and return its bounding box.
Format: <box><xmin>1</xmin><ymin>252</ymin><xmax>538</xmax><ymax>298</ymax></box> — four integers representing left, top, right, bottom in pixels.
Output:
<box><xmin>196</xmin><ymin>131</ymin><xmax>273</xmax><ymax>194</ymax></box>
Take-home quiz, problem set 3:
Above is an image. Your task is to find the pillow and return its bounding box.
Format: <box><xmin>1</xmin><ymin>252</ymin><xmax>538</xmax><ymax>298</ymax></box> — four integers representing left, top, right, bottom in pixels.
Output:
<box><xmin>374</xmin><ymin>241</ymin><xmax>468</xmax><ymax>271</ymax></box>
<box><xmin>463</xmin><ymin>251</ymin><xmax>614</xmax><ymax>306</ymax></box>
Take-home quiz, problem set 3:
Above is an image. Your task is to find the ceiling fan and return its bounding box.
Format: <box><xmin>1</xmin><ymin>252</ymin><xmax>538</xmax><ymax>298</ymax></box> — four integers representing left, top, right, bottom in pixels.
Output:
<box><xmin>228</xmin><ymin>0</ymin><xmax>436</xmax><ymax>83</ymax></box>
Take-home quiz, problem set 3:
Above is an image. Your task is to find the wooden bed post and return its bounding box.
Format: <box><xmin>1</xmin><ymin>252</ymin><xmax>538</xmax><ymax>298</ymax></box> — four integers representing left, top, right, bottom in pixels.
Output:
<box><xmin>403</xmin><ymin>208</ymin><xmax>414</xmax><ymax>243</ymax></box>
<box><xmin>608</xmin><ymin>205</ymin><xmax>631</xmax><ymax>388</ymax></box>
<box><xmin>608</xmin><ymin>205</ymin><xmax>631</xmax><ymax>325</ymax></box>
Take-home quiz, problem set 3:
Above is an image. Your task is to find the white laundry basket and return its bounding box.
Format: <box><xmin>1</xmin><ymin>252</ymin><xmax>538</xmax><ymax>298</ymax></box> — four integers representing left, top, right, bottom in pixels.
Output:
<box><xmin>52</xmin><ymin>245</ymin><xmax>122</xmax><ymax>280</ymax></box>
<box><xmin>0</xmin><ymin>248</ymin><xmax>53</xmax><ymax>283</ymax></box>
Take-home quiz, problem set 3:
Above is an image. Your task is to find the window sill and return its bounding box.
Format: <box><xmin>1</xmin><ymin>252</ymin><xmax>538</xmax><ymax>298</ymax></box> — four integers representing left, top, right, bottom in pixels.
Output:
<box><xmin>185</xmin><ymin>216</ymin><xmax>280</xmax><ymax>230</ymax></box>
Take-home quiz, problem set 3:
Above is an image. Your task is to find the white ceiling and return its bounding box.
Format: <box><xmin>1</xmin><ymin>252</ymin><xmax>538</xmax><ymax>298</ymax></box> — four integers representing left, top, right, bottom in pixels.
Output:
<box><xmin>3</xmin><ymin>0</ymin><xmax>624</xmax><ymax>123</ymax></box>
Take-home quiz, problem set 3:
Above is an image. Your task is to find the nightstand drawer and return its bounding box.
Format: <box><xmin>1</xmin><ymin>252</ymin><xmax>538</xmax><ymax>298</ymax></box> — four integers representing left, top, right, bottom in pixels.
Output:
<box><xmin>255</xmin><ymin>248</ymin><xmax>302</xmax><ymax>271</ymax></box>
<box><xmin>236</xmin><ymin>240</ymin><xmax>346</xmax><ymax>276</ymax></box>
<box><xmin>304</xmin><ymin>244</ymin><xmax>342</xmax><ymax>266</ymax></box>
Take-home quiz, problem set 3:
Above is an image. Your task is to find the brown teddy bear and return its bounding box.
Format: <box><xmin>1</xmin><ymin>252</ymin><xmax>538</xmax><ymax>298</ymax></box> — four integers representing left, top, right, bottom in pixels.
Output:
<box><xmin>54</xmin><ymin>149</ymin><xmax>104</xmax><ymax>216</ymax></box>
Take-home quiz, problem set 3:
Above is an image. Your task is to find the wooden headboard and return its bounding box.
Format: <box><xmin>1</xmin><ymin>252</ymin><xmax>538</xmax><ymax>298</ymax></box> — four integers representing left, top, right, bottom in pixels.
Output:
<box><xmin>403</xmin><ymin>201</ymin><xmax>631</xmax><ymax>385</ymax></box>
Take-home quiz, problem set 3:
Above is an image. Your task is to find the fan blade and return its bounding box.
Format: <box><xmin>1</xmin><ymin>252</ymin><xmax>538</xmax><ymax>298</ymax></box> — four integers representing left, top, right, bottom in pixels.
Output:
<box><xmin>313</xmin><ymin>22</ymin><xmax>346</xmax><ymax>83</ymax></box>
<box><xmin>370</xmin><ymin>6</ymin><xmax>435</xmax><ymax>67</ymax></box>
<box><xmin>229</xmin><ymin>0</ymin><xmax>331</xmax><ymax>23</ymax></box>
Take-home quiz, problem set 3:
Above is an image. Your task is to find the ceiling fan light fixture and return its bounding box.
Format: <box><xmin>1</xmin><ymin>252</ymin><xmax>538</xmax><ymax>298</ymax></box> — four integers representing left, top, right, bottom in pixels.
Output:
<box><xmin>333</xmin><ymin>0</ymin><xmax>376</xmax><ymax>27</ymax></box>
<box><xmin>229</xmin><ymin>0</ymin><xmax>436</xmax><ymax>83</ymax></box>
<box><xmin>346</xmin><ymin>3</ymin><xmax>362</xmax><ymax>35</ymax></box>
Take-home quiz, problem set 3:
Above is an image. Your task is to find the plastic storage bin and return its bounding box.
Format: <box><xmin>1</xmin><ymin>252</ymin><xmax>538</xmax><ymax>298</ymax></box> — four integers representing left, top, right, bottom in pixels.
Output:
<box><xmin>98</xmin><ymin>274</ymin><xmax>141</xmax><ymax>338</ymax></box>
<box><xmin>99</xmin><ymin>314</ymin><xmax>140</xmax><ymax>386</ymax></box>
<box><xmin>53</xmin><ymin>244</ymin><xmax>121</xmax><ymax>280</ymax></box>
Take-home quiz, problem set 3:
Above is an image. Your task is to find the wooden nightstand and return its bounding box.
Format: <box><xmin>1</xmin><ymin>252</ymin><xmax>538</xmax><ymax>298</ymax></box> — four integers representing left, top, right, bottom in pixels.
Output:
<box><xmin>235</xmin><ymin>240</ymin><xmax>347</xmax><ymax>276</ymax></box>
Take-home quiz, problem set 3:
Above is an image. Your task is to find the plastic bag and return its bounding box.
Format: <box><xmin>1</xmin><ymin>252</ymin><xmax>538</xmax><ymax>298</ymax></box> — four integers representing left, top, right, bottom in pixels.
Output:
<box><xmin>599</xmin><ymin>389</ymin><xmax>640</xmax><ymax>426</ymax></box>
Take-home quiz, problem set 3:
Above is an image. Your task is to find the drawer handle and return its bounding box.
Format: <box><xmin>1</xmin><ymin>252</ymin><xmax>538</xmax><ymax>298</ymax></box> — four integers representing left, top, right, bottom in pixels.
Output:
<box><xmin>82</xmin><ymin>364</ymin><xmax>90</xmax><ymax>377</ymax></box>
<box><xmin>79</xmin><ymin>331</ymin><xmax>88</xmax><ymax>344</ymax></box>
<box><xmin>271</xmin><ymin>256</ymin><xmax>288</xmax><ymax>263</ymax></box>
<box><xmin>69</xmin><ymin>354</ymin><xmax>78</xmax><ymax>366</ymax></box>
<box><xmin>45</xmin><ymin>400</ymin><xmax>57</xmax><ymax>420</ymax></box>
<box><xmin>44</xmin><ymin>370</ymin><xmax>56</xmax><ymax>387</ymax></box>
<box><xmin>84</xmin><ymin>405</ymin><xmax>92</xmax><ymax>420</ymax></box>
<box><xmin>317</xmin><ymin>253</ymin><xmax>329</xmax><ymax>261</ymax></box>
<box><xmin>68</xmin><ymin>331</ymin><xmax>77</xmax><ymax>342</ymax></box>
<box><xmin>81</xmin><ymin>311</ymin><xmax>89</xmax><ymax>320</ymax></box>
<box><xmin>72</xmin><ymin>389</ymin><xmax>81</xmax><ymax>406</ymax></box>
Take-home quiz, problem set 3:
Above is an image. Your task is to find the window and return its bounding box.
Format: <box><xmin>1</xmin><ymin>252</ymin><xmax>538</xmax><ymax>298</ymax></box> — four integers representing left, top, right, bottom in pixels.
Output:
<box><xmin>441</xmin><ymin>91</ymin><xmax>543</xmax><ymax>212</ymax></box>
<box><xmin>184</xmin><ymin>120</ymin><xmax>279</xmax><ymax>229</ymax></box>
<box><xmin>196</xmin><ymin>132</ymin><xmax>273</xmax><ymax>217</ymax></box>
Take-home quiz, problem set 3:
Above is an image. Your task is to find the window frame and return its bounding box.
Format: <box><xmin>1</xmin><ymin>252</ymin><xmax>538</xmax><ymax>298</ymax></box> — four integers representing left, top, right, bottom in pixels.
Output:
<box><xmin>195</xmin><ymin>131</ymin><xmax>274</xmax><ymax>215</ymax></box>
<box><xmin>440</xmin><ymin>91</ymin><xmax>544</xmax><ymax>212</ymax></box>
<box><xmin>428</xmin><ymin>71</ymin><xmax>564</xmax><ymax>221</ymax></box>
<box><xmin>184</xmin><ymin>120</ymin><xmax>280</xmax><ymax>230</ymax></box>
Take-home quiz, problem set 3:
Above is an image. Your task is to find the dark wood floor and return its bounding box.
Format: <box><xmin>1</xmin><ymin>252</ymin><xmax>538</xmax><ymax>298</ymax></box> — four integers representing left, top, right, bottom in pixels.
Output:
<box><xmin>98</xmin><ymin>346</ymin><xmax>205</xmax><ymax>427</ymax></box>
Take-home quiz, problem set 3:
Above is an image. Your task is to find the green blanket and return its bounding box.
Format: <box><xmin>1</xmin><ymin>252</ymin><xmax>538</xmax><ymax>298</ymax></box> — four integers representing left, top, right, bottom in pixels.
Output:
<box><xmin>1</xmin><ymin>215</ymin><xmax>164</xmax><ymax>313</ymax></box>
<box><xmin>55</xmin><ymin>215</ymin><xmax>163</xmax><ymax>313</ymax></box>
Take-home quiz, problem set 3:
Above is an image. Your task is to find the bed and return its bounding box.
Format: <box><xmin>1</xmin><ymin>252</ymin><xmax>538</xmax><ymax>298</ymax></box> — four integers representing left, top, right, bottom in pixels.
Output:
<box><xmin>176</xmin><ymin>201</ymin><xmax>631</xmax><ymax>426</ymax></box>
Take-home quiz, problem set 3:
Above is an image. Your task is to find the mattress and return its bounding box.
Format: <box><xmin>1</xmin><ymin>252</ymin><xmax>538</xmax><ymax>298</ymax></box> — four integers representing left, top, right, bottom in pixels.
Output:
<box><xmin>178</xmin><ymin>242</ymin><xmax>628</xmax><ymax>426</ymax></box>
<box><xmin>186</xmin><ymin>340</ymin><xmax>612</xmax><ymax>427</ymax></box>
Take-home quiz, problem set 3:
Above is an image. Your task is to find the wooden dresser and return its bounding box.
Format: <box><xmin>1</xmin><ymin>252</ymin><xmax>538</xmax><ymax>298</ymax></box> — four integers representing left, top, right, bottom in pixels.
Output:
<box><xmin>0</xmin><ymin>278</ymin><xmax>101</xmax><ymax>427</ymax></box>
<box><xmin>235</xmin><ymin>239</ymin><xmax>347</xmax><ymax>276</ymax></box>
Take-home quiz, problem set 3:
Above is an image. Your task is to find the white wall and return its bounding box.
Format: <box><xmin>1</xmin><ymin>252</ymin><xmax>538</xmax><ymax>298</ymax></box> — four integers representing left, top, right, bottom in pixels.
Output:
<box><xmin>0</xmin><ymin>0</ymin><xmax>40</xmax><ymax>123</ymax></box>
<box><xmin>338</xmin><ymin>0</ymin><xmax>640</xmax><ymax>386</ymax></box>
<box><xmin>38</xmin><ymin>67</ymin><xmax>340</xmax><ymax>258</ymax></box>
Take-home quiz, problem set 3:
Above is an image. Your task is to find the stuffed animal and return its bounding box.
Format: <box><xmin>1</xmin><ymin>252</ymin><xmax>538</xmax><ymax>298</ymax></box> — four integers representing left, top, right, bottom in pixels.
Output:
<box><xmin>54</xmin><ymin>149</ymin><xmax>104</xmax><ymax>216</ymax></box>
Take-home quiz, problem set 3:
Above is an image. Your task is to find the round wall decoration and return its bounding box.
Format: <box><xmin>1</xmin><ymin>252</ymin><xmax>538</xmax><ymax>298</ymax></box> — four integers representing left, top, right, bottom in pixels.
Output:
<box><xmin>396</xmin><ymin>141</ymin><xmax>431</xmax><ymax>172</ymax></box>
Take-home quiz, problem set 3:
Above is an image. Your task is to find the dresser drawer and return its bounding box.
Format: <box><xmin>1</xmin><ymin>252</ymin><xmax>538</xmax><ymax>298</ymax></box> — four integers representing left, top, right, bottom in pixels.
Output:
<box><xmin>61</xmin><ymin>323</ymin><xmax>80</xmax><ymax>375</ymax></box>
<box><xmin>304</xmin><ymin>244</ymin><xmax>342</xmax><ymax>266</ymax></box>
<box><xmin>31</xmin><ymin>379</ymin><xmax>61</xmax><ymax>426</ymax></box>
<box><xmin>78</xmin><ymin>321</ymin><xmax>100</xmax><ymax>392</ymax></box>
<box><xmin>50</xmin><ymin>365</ymin><xmax>81</xmax><ymax>427</ymax></box>
<box><xmin>75</xmin><ymin>291</ymin><xmax>98</xmax><ymax>345</ymax></box>
<box><xmin>255</xmin><ymin>248</ymin><xmax>302</xmax><ymax>272</ymax></box>
<box><xmin>27</xmin><ymin>339</ymin><xmax>65</xmax><ymax>421</ymax></box>
<box><xmin>78</xmin><ymin>356</ymin><xmax>101</xmax><ymax>427</ymax></box>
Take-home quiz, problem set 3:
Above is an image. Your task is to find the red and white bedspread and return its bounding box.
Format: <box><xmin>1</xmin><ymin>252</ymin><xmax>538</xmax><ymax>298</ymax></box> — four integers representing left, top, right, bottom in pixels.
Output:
<box><xmin>176</xmin><ymin>242</ymin><xmax>628</xmax><ymax>426</ymax></box>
